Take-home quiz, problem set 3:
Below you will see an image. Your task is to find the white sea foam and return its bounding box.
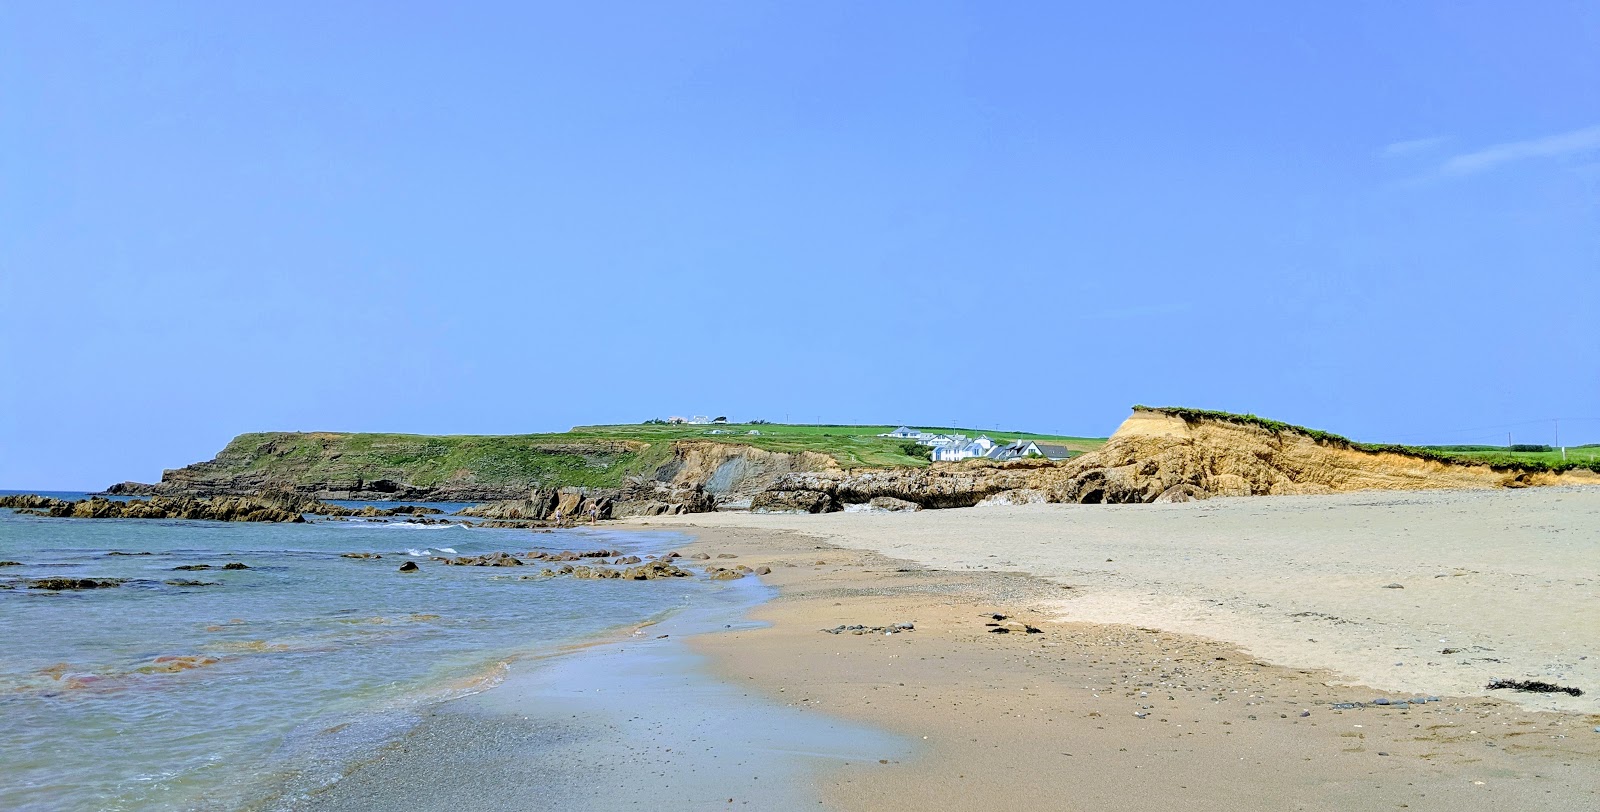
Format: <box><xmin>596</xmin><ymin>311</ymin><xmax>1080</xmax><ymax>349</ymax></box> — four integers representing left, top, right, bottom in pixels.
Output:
<box><xmin>436</xmin><ymin>547</ymin><xmax>457</xmax><ymax>555</ymax></box>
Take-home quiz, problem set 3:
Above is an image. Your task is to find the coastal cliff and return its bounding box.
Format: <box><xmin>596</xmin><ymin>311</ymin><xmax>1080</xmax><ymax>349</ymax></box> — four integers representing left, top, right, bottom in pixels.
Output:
<box><xmin>749</xmin><ymin>408</ymin><xmax>1600</xmax><ymax>510</ymax></box>
<box><xmin>106</xmin><ymin>432</ymin><xmax>841</xmax><ymax>511</ymax></box>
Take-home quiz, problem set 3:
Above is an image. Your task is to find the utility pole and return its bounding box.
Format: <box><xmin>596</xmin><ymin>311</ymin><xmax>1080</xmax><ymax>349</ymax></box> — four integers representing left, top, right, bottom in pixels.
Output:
<box><xmin>1556</xmin><ymin>419</ymin><xmax>1564</xmax><ymax>460</ymax></box>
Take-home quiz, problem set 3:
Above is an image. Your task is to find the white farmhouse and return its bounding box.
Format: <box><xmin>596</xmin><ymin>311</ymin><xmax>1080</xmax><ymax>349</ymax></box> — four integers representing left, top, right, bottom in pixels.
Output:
<box><xmin>991</xmin><ymin>440</ymin><xmax>1076</xmax><ymax>461</ymax></box>
<box><xmin>881</xmin><ymin>426</ymin><xmax>925</xmax><ymax>440</ymax></box>
<box><xmin>931</xmin><ymin>435</ymin><xmax>998</xmax><ymax>462</ymax></box>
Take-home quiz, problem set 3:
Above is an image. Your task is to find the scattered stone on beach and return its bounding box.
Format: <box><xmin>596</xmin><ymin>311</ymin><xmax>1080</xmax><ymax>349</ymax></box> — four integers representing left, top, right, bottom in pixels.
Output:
<box><xmin>222</xmin><ymin>562</ymin><xmax>250</xmax><ymax>570</ymax></box>
<box><xmin>613</xmin><ymin>555</ymin><xmax>642</xmax><ymax>565</ymax></box>
<box><xmin>823</xmin><ymin>622</ymin><xmax>915</xmax><ymax>635</ymax></box>
<box><xmin>688</xmin><ymin>552</ymin><xmax>711</xmax><ymax>560</ymax></box>
<box><xmin>715</xmin><ymin>553</ymin><xmax>738</xmax><ymax>559</ymax></box>
<box><xmin>708</xmin><ymin>567</ymin><xmax>745</xmax><ymax>580</ymax></box>
<box><xmin>28</xmin><ymin>578</ymin><xmax>125</xmax><ymax>590</ymax></box>
<box><xmin>985</xmin><ymin>619</ymin><xmax>1042</xmax><ymax>634</ymax></box>
<box><xmin>754</xmin><ymin>566</ymin><xmax>772</xmax><ymax>575</ymax></box>
<box><xmin>398</xmin><ymin>561</ymin><xmax>419</xmax><ymax>572</ymax></box>
<box><xmin>1382</xmin><ymin>583</ymin><xmax>1404</xmax><ymax>589</ymax></box>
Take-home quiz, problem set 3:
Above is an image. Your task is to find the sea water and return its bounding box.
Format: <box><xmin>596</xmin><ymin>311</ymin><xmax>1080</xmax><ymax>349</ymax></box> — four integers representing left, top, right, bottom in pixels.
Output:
<box><xmin>0</xmin><ymin>495</ymin><xmax>710</xmax><ymax>811</ymax></box>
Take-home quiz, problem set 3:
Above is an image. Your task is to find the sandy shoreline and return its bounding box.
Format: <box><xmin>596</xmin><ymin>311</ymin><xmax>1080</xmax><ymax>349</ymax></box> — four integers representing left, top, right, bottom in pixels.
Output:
<box><xmin>298</xmin><ymin>488</ymin><xmax>1600</xmax><ymax>810</ymax></box>
<box><xmin>634</xmin><ymin>487</ymin><xmax>1600</xmax><ymax>810</ymax></box>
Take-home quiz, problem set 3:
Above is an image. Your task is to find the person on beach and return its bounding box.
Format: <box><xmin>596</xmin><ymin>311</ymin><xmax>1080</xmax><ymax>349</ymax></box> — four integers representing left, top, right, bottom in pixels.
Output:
<box><xmin>589</xmin><ymin>504</ymin><xmax>599</xmax><ymax>525</ymax></box>
<box><xmin>552</xmin><ymin>508</ymin><xmax>563</xmax><ymax>527</ymax></box>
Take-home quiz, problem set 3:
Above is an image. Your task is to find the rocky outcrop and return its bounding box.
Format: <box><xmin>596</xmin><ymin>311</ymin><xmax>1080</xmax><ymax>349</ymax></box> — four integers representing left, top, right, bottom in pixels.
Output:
<box><xmin>457</xmin><ymin>480</ymin><xmax>717</xmax><ymax>523</ymax></box>
<box><xmin>102</xmin><ymin>434</ymin><xmax>836</xmax><ymax>513</ymax></box>
<box><xmin>746</xmin><ymin>408</ymin><xmax>1600</xmax><ymax>509</ymax></box>
<box><xmin>6</xmin><ymin>492</ymin><xmax>326</xmax><ymax>523</ymax></box>
<box><xmin>1048</xmin><ymin>409</ymin><xmax>1600</xmax><ymax>502</ymax></box>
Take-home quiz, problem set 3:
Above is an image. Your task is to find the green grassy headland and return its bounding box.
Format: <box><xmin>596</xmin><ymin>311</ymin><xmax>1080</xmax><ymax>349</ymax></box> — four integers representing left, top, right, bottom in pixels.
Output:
<box><xmin>202</xmin><ymin>424</ymin><xmax>1109</xmax><ymax>492</ymax></box>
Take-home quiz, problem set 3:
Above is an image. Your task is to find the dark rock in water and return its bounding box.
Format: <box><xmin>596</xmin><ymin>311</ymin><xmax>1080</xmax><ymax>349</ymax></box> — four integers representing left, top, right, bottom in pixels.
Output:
<box><xmin>173</xmin><ymin>565</ymin><xmax>212</xmax><ymax>571</ymax></box>
<box><xmin>222</xmin><ymin>562</ymin><xmax>250</xmax><ymax>570</ymax></box>
<box><xmin>708</xmin><ymin>568</ymin><xmax>745</xmax><ymax>580</ymax></box>
<box><xmin>398</xmin><ymin>561</ymin><xmax>419</xmax><ymax>572</ymax></box>
<box><xmin>28</xmin><ymin>578</ymin><xmax>124</xmax><ymax>590</ymax></box>
<box><xmin>105</xmin><ymin>551</ymin><xmax>153</xmax><ymax>556</ymax></box>
<box><xmin>341</xmin><ymin>552</ymin><xmax>382</xmax><ymax>559</ymax></box>
<box><xmin>621</xmin><ymin>561</ymin><xmax>692</xmax><ymax>580</ymax></box>
<box><xmin>1486</xmin><ymin>679</ymin><xmax>1583</xmax><ymax>697</ymax></box>
<box><xmin>164</xmin><ymin>579</ymin><xmax>221</xmax><ymax>587</ymax></box>
<box><xmin>0</xmin><ymin>560</ymin><xmax>21</xmax><ymax>567</ymax></box>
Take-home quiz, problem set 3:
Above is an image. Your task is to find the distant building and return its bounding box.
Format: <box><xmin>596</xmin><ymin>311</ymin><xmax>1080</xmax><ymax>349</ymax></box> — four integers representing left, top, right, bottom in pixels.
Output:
<box><xmin>931</xmin><ymin>436</ymin><xmax>997</xmax><ymax>462</ymax></box>
<box><xmin>667</xmin><ymin>416</ymin><xmax>688</xmax><ymax>424</ymax></box>
<box><xmin>990</xmin><ymin>440</ymin><xmax>1076</xmax><ymax>461</ymax></box>
<box><xmin>688</xmin><ymin>416</ymin><xmax>712</xmax><ymax>424</ymax></box>
<box><xmin>882</xmin><ymin>426</ymin><xmax>926</xmax><ymax>440</ymax></box>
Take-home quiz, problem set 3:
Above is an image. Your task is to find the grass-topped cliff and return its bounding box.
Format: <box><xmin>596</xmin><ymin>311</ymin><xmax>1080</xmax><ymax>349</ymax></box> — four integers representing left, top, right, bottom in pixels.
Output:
<box><xmin>1135</xmin><ymin>406</ymin><xmax>1600</xmax><ymax>474</ymax></box>
<box><xmin>117</xmin><ymin>423</ymin><xmax>1106</xmax><ymax>501</ymax></box>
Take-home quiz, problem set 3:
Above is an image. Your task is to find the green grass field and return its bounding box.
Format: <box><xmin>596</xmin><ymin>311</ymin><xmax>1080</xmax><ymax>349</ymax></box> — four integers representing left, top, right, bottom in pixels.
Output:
<box><xmin>205</xmin><ymin>423</ymin><xmax>1110</xmax><ymax>492</ymax></box>
<box><xmin>567</xmin><ymin>423</ymin><xmax>1108</xmax><ymax>469</ymax></box>
<box><xmin>1414</xmin><ymin>445</ymin><xmax>1600</xmax><ymax>467</ymax></box>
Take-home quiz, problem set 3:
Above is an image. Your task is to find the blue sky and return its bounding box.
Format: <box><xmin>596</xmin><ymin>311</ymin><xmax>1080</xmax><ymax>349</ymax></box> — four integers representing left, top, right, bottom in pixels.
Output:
<box><xmin>2</xmin><ymin>1</ymin><xmax>1597</xmax><ymax>488</ymax></box>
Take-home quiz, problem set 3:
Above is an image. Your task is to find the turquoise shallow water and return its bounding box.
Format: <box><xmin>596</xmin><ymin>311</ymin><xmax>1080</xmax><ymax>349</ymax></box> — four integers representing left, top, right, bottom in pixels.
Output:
<box><xmin>0</xmin><ymin>495</ymin><xmax>706</xmax><ymax>811</ymax></box>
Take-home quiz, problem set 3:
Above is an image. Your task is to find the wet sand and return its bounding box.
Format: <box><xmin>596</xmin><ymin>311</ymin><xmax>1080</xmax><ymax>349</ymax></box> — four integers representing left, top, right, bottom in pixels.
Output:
<box><xmin>636</xmin><ymin>487</ymin><xmax>1600</xmax><ymax>810</ymax></box>
<box><xmin>292</xmin><ymin>574</ymin><xmax>908</xmax><ymax>812</ymax></box>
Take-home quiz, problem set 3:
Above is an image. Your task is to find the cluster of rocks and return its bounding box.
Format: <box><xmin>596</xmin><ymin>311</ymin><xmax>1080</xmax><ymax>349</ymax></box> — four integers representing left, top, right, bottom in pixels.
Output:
<box><xmin>455</xmin><ymin>481</ymin><xmax>718</xmax><ymax>524</ymax></box>
<box><xmin>26</xmin><ymin>578</ymin><xmax>125</xmax><ymax>590</ymax></box>
<box><xmin>822</xmin><ymin>622</ymin><xmax>915</xmax><ymax>635</ymax></box>
<box><xmin>172</xmin><ymin>562</ymin><xmax>251</xmax><ymax>571</ymax></box>
<box><xmin>523</xmin><ymin>560</ymin><xmax>695</xmax><ymax>580</ymax></box>
<box><xmin>2</xmin><ymin>492</ymin><xmax>321</xmax><ymax>523</ymax></box>
<box><xmin>315</xmin><ymin>504</ymin><xmax>445</xmax><ymax>518</ymax></box>
<box><xmin>1328</xmin><ymin>696</ymin><xmax>1444</xmax><ymax>710</ymax></box>
<box><xmin>378</xmin><ymin>548</ymin><xmax>771</xmax><ymax>581</ymax></box>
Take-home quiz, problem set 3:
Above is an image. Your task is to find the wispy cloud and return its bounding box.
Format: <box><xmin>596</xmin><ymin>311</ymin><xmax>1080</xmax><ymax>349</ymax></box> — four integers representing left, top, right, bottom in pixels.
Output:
<box><xmin>1382</xmin><ymin>136</ymin><xmax>1446</xmax><ymax>157</ymax></box>
<box><xmin>1441</xmin><ymin>124</ymin><xmax>1600</xmax><ymax>176</ymax></box>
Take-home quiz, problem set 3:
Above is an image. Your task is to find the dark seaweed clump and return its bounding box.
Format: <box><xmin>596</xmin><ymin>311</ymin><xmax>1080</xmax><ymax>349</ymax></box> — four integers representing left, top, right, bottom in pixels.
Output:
<box><xmin>1485</xmin><ymin>679</ymin><xmax>1583</xmax><ymax>697</ymax></box>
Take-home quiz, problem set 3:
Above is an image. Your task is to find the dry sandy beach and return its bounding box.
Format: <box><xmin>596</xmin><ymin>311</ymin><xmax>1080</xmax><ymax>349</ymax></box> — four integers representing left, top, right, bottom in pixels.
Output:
<box><xmin>635</xmin><ymin>487</ymin><xmax>1600</xmax><ymax>811</ymax></box>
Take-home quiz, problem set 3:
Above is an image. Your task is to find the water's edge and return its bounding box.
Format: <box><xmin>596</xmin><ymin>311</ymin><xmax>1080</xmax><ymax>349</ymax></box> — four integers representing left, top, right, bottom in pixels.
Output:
<box><xmin>287</xmin><ymin>556</ymin><xmax>910</xmax><ymax>812</ymax></box>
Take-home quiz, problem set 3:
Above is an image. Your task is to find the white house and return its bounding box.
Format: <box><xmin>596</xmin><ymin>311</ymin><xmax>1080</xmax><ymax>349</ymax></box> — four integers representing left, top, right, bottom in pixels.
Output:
<box><xmin>931</xmin><ymin>435</ymin><xmax>998</xmax><ymax>462</ymax></box>
<box><xmin>881</xmin><ymin>426</ymin><xmax>925</xmax><ymax>440</ymax></box>
<box><xmin>688</xmin><ymin>415</ymin><xmax>712</xmax><ymax>424</ymax></box>
<box><xmin>990</xmin><ymin>440</ymin><xmax>1076</xmax><ymax>461</ymax></box>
